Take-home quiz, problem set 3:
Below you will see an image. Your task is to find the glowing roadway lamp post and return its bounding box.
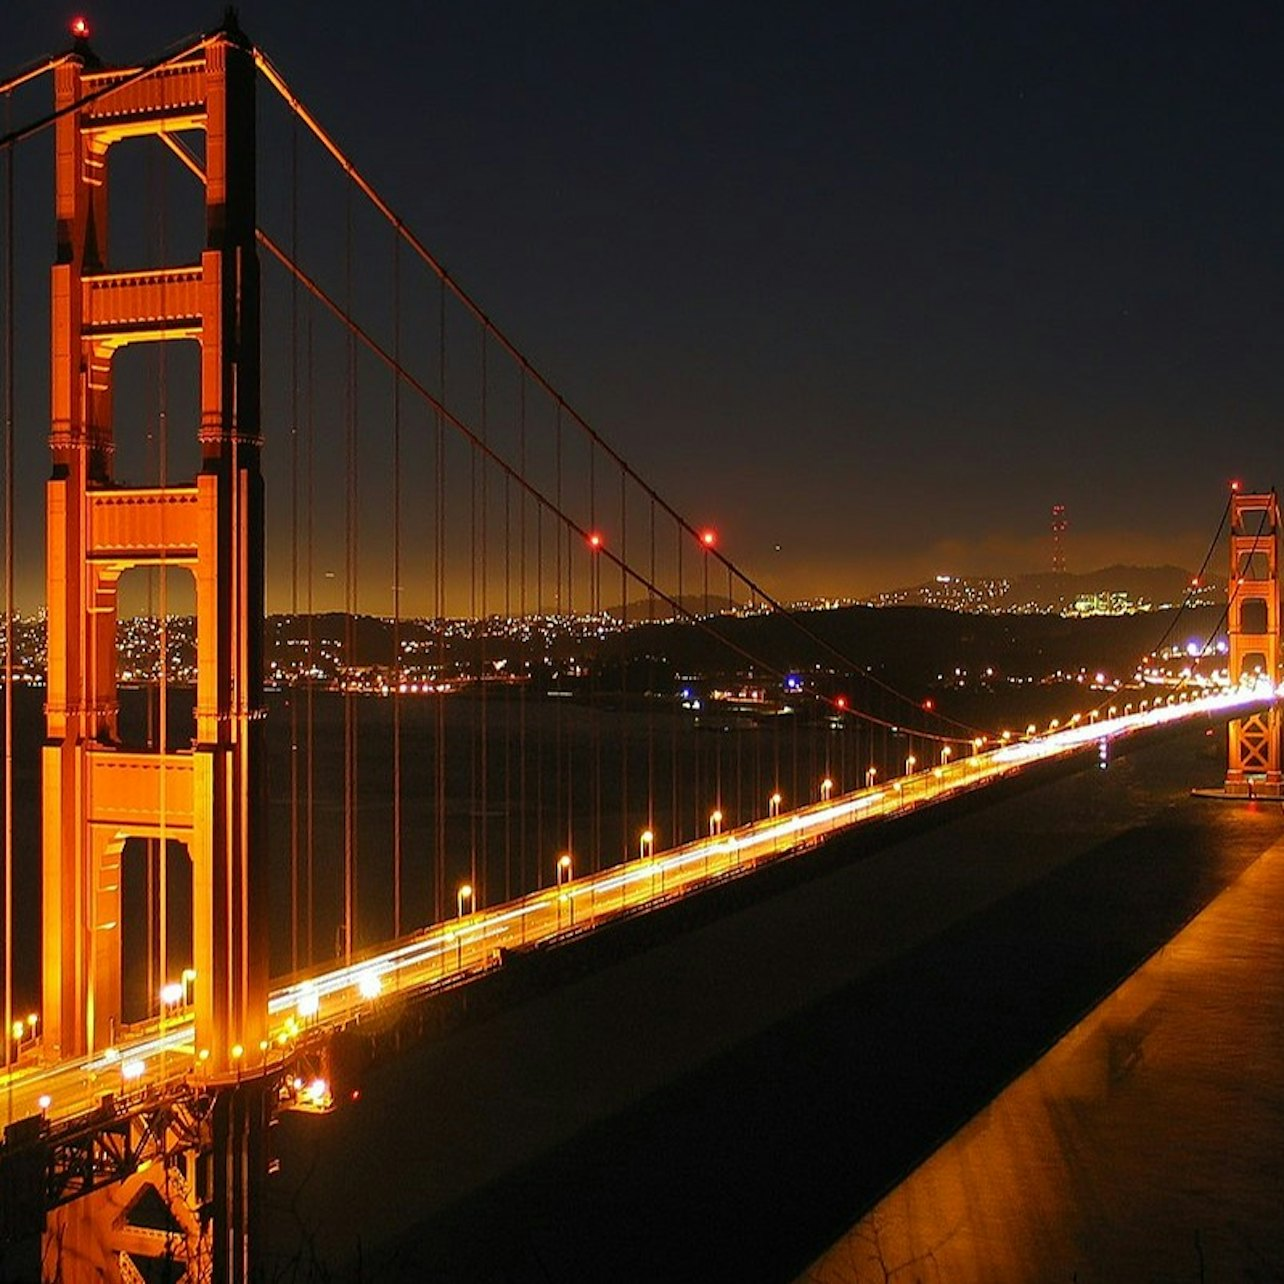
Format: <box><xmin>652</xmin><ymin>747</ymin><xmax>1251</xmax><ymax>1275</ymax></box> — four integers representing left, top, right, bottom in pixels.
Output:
<box><xmin>940</xmin><ymin>747</ymin><xmax>952</xmax><ymax>769</ymax></box>
<box><xmin>556</xmin><ymin>856</ymin><xmax>574</xmax><ymax>929</ymax></box>
<box><xmin>160</xmin><ymin>983</ymin><xmax>183</xmax><ymax>1079</ymax></box>
<box><xmin>707</xmin><ymin>810</ymin><xmax>723</xmax><ymax>877</ymax></box>
<box><xmin>820</xmin><ymin>778</ymin><xmax>833</xmax><ymax>802</ymax></box>
<box><xmin>639</xmin><ymin>829</ymin><xmax>658</xmax><ymax>901</ymax></box>
<box><xmin>769</xmin><ymin>791</ymin><xmax>783</xmax><ymax>819</ymax></box>
<box><xmin>865</xmin><ymin>765</ymin><xmax>877</xmax><ymax>789</ymax></box>
<box><xmin>456</xmin><ymin>884</ymin><xmax>473</xmax><ymax>968</ymax></box>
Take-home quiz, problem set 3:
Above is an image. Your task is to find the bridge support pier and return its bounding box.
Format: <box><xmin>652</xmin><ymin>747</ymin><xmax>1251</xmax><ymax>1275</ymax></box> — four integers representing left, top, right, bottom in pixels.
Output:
<box><xmin>209</xmin><ymin>1081</ymin><xmax>271</xmax><ymax>1284</ymax></box>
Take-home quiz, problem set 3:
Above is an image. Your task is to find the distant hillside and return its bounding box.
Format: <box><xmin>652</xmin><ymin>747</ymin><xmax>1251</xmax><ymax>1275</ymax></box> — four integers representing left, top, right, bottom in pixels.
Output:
<box><xmin>602</xmin><ymin>601</ymin><xmax>1225</xmax><ymax>690</ymax></box>
<box><xmin>608</xmin><ymin>594</ymin><xmax>737</xmax><ymax>621</ymax></box>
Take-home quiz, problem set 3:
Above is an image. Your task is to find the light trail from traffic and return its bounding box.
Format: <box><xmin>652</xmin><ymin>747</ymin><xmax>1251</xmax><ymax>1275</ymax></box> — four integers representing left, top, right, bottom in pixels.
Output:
<box><xmin>1</xmin><ymin>682</ymin><xmax>1271</xmax><ymax>1132</ymax></box>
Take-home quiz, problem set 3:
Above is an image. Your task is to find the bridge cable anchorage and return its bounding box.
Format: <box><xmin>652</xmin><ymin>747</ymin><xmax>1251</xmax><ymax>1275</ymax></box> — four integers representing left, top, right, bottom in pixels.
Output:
<box><xmin>249</xmin><ymin>46</ymin><xmax>982</xmax><ymax>743</ymax></box>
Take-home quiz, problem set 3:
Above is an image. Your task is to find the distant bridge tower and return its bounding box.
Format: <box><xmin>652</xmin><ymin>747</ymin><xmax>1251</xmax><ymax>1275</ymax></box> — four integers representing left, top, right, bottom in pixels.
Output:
<box><xmin>1224</xmin><ymin>488</ymin><xmax>1282</xmax><ymax>797</ymax></box>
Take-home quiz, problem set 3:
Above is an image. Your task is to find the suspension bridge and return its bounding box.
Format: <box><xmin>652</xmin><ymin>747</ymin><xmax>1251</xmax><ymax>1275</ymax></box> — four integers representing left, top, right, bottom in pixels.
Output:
<box><xmin>0</xmin><ymin>15</ymin><xmax>1278</xmax><ymax>1282</ymax></box>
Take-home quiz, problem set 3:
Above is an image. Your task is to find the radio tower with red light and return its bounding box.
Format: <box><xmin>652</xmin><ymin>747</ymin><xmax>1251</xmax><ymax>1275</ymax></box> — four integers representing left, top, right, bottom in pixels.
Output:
<box><xmin>1051</xmin><ymin>504</ymin><xmax>1068</xmax><ymax>574</ymax></box>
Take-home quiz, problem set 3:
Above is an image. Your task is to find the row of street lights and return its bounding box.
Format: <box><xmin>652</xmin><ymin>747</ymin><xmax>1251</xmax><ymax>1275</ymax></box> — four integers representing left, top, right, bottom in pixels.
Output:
<box><xmin>441</xmin><ymin>756</ymin><xmax>985</xmax><ymax>954</ymax></box>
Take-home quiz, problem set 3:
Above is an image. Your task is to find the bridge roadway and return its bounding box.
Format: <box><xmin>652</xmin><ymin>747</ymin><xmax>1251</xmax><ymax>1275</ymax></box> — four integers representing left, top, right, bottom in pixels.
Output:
<box><xmin>0</xmin><ymin>684</ymin><xmax>1271</xmax><ymax>1135</ymax></box>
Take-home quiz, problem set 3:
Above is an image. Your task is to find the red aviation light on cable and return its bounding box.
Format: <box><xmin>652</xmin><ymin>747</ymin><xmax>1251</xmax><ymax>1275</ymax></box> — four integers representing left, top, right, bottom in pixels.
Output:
<box><xmin>700</xmin><ymin>529</ymin><xmax>717</xmax><ymax>548</ymax></box>
<box><xmin>587</xmin><ymin>532</ymin><xmax>603</xmax><ymax>550</ymax></box>
<box><xmin>71</xmin><ymin>16</ymin><xmax>90</xmax><ymax>38</ymax></box>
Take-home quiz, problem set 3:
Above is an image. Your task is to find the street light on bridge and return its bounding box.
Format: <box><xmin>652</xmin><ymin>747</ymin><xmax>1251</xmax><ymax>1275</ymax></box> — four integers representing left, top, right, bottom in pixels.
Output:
<box><xmin>905</xmin><ymin>754</ymin><xmax>916</xmax><ymax>777</ymax></box>
<box><xmin>866</xmin><ymin>766</ymin><xmax>877</xmax><ymax>788</ymax></box>
<box><xmin>820</xmin><ymin>778</ymin><xmax>833</xmax><ymax>801</ymax></box>
<box><xmin>709</xmin><ymin>809</ymin><xmax>723</xmax><ymax>836</ymax></box>
<box><xmin>556</xmin><ymin>853</ymin><xmax>573</xmax><ymax>885</ymax></box>
<box><xmin>457</xmin><ymin>883</ymin><xmax>473</xmax><ymax>919</ymax></box>
<box><xmin>769</xmin><ymin>791</ymin><xmax>782</xmax><ymax>818</ymax></box>
<box><xmin>639</xmin><ymin>829</ymin><xmax>654</xmax><ymax>860</ymax></box>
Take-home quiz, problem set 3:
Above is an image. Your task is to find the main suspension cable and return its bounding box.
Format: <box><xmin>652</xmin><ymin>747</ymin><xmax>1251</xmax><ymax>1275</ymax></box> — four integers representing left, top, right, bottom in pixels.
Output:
<box><xmin>251</xmin><ymin>47</ymin><xmax>980</xmax><ymax>741</ymax></box>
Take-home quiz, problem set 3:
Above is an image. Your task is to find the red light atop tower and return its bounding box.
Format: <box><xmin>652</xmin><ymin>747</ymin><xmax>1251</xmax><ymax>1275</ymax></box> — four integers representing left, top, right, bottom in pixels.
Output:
<box><xmin>70</xmin><ymin>16</ymin><xmax>90</xmax><ymax>38</ymax></box>
<box><xmin>1231</xmin><ymin>479</ymin><xmax>1241</xmax><ymax>492</ymax></box>
<box><xmin>834</xmin><ymin>695</ymin><xmax>847</xmax><ymax>710</ymax></box>
<box><xmin>700</xmin><ymin>529</ymin><xmax>717</xmax><ymax>548</ymax></box>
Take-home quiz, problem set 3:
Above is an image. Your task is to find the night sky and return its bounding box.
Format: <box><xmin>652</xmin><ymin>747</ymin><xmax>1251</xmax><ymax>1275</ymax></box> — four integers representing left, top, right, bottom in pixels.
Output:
<box><xmin>4</xmin><ymin>1</ymin><xmax>1284</xmax><ymax>607</ymax></box>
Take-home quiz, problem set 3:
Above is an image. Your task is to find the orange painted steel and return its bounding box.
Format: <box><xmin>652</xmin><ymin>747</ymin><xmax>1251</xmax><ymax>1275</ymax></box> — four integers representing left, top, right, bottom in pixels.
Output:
<box><xmin>41</xmin><ymin>34</ymin><xmax>267</xmax><ymax>1079</ymax></box>
<box><xmin>1224</xmin><ymin>490</ymin><xmax>1282</xmax><ymax>796</ymax></box>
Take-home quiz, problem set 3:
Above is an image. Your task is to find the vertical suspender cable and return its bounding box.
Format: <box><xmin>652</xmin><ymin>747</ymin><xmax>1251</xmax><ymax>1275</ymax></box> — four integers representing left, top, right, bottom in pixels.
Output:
<box><xmin>517</xmin><ymin>374</ymin><xmax>527</xmax><ymax>895</ymax></box>
<box><xmin>503</xmin><ymin>453</ymin><xmax>512</xmax><ymax>901</ymax></box>
<box><xmin>2</xmin><ymin>92</ymin><xmax>14</xmax><ymax>1085</ymax></box>
<box><xmin>156</xmin><ymin>131</ymin><xmax>170</xmax><ymax>1019</ymax></box>
<box><xmin>288</xmin><ymin>111</ymin><xmax>300</xmax><ymax>970</ymax></box>
<box><xmin>589</xmin><ymin>444</ymin><xmax>600</xmax><ymax>870</ymax></box>
<box><xmin>555</xmin><ymin>407</ymin><xmax>566</xmax><ymax>863</ymax></box>
<box><xmin>343</xmin><ymin>184</ymin><xmax>355</xmax><ymax>962</ymax></box>
<box><xmin>305</xmin><ymin>309</ymin><xmax>316</xmax><ymax>963</ymax></box>
<box><xmin>391</xmin><ymin>231</ymin><xmax>402</xmax><ymax>937</ymax></box>
<box><xmin>674</xmin><ymin>521</ymin><xmax>683</xmax><ymax>840</ymax></box>
<box><xmin>434</xmin><ymin>276</ymin><xmax>446</xmax><ymax>921</ymax></box>
<box><xmin>619</xmin><ymin>468</ymin><xmax>628</xmax><ymax>862</ymax></box>
<box><xmin>647</xmin><ymin>496</ymin><xmax>656</xmax><ymax>844</ymax></box>
<box><xmin>468</xmin><ymin>354</ymin><xmax>479</xmax><ymax>898</ymax></box>
<box><xmin>144</xmin><ymin>144</ymin><xmax>158</xmax><ymax>1015</ymax></box>
<box><xmin>478</xmin><ymin>331</ymin><xmax>488</xmax><ymax>905</ymax></box>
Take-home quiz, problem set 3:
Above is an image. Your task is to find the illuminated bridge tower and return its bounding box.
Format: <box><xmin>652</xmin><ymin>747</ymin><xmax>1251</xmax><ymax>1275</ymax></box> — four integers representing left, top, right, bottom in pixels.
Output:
<box><xmin>41</xmin><ymin>28</ymin><xmax>267</xmax><ymax>1073</ymax></box>
<box><xmin>1224</xmin><ymin>489</ymin><xmax>1282</xmax><ymax>797</ymax></box>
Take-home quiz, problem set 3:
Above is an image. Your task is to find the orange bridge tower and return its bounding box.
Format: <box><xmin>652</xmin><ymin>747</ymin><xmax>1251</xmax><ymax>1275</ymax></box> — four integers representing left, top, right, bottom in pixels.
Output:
<box><xmin>41</xmin><ymin>24</ymin><xmax>267</xmax><ymax>1075</ymax></box>
<box><xmin>1224</xmin><ymin>488</ymin><xmax>1282</xmax><ymax>797</ymax></box>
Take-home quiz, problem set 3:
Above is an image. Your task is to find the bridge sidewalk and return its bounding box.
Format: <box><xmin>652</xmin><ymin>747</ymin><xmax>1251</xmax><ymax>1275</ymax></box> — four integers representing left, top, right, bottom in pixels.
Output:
<box><xmin>802</xmin><ymin>827</ymin><xmax>1284</xmax><ymax>1282</ymax></box>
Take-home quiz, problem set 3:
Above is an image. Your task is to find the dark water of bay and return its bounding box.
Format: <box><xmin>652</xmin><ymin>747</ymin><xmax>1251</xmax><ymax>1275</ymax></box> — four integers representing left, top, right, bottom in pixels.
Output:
<box><xmin>2</xmin><ymin>682</ymin><xmax>894</xmax><ymax>1016</ymax></box>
